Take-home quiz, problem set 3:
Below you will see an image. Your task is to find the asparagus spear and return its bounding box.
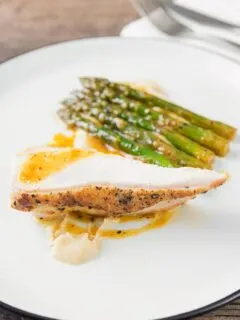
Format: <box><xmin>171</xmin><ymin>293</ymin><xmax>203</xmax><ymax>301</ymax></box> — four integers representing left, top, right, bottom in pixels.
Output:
<box><xmin>62</xmin><ymin>105</ymin><xmax>208</xmax><ymax>168</ymax></box>
<box><xmin>112</xmin><ymin>96</ymin><xmax>229</xmax><ymax>157</ymax></box>
<box><xmin>80</xmin><ymin>77</ymin><xmax>237</xmax><ymax>140</ymax></box>
<box><xmin>57</xmin><ymin>110</ymin><xmax>173</xmax><ymax>167</ymax></box>
<box><xmin>67</xmin><ymin>94</ymin><xmax>215</xmax><ymax>165</ymax></box>
<box><xmin>81</xmin><ymin>88</ymin><xmax>229</xmax><ymax>157</ymax></box>
<box><xmin>61</xmin><ymin>97</ymin><xmax>215</xmax><ymax>165</ymax></box>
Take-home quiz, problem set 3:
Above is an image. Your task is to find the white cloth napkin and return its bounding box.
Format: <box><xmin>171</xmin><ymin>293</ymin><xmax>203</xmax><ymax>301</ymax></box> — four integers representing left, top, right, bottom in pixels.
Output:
<box><xmin>120</xmin><ymin>1</ymin><xmax>240</xmax><ymax>63</ymax></box>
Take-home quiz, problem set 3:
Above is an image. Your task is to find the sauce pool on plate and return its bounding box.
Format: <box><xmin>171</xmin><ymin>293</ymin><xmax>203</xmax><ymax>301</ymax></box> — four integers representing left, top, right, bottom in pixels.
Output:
<box><xmin>37</xmin><ymin>211</ymin><xmax>174</xmax><ymax>240</ymax></box>
<box><xmin>19</xmin><ymin>149</ymin><xmax>93</xmax><ymax>183</ymax></box>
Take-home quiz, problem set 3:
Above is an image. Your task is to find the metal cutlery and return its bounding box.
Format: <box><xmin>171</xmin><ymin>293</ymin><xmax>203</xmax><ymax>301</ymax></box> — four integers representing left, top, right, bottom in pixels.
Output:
<box><xmin>165</xmin><ymin>2</ymin><xmax>240</xmax><ymax>45</ymax></box>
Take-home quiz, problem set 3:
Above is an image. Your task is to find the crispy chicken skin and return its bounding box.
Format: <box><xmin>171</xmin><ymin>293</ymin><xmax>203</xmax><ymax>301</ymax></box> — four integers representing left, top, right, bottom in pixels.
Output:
<box><xmin>11</xmin><ymin>175</ymin><xmax>226</xmax><ymax>216</ymax></box>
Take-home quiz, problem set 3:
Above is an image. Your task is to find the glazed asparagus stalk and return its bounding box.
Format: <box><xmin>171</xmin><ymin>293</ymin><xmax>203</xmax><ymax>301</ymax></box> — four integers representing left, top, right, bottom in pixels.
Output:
<box><xmin>57</xmin><ymin>111</ymin><xmax>173</xmax><ymax>167</ymax></box>
<box><xmin>110</xmin><ymin>95</ymin><xmax>229</xmax><ymax>157</ymax></box>
<box><xmin>80</xmin><ymin>77</ymin><xmax>237</xmax><ymax>140</ymax></box>
<box><xmin>60</xmin><ymin>98</ymin><xmax>215</xmax><ymax>165</ymax></box>
<box><xmin>80</xmin><ymin>87</ymin><xmax>229</xmax><ymax>156</ymax></box>
<box><xmin>59</xmin><ymin>104</ymin><xmax>207</xmax><ymax>168</ymax></box>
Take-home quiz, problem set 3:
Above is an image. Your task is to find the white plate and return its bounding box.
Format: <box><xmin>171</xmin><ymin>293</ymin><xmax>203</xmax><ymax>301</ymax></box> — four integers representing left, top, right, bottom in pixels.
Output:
<box><xmin>0</xmin><ymin>37</ymin><xmax>239</xmax><ymax>320</ymax></box>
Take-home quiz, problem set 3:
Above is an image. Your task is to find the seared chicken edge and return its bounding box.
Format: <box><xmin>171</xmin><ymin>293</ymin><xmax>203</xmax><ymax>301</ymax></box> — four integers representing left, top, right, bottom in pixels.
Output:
<box><xmin>11</xmin><ymin>174</ymin><xmax>227</xmax><ymax>216</ymax></box>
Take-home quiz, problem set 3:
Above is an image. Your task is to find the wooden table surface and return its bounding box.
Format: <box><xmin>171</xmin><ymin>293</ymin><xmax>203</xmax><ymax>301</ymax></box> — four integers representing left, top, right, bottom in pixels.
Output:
<box><xmin>0</xmin><ymin>0</ymin><xmax>239</xmax><ymax>319</ymax></box>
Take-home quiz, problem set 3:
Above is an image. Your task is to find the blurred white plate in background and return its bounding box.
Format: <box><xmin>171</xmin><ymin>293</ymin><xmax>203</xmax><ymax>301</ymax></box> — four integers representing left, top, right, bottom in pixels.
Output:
<box><xmin>176</xmin><ymin>0</ymin><xmax>240</xmax><ymax>25</ymax></box>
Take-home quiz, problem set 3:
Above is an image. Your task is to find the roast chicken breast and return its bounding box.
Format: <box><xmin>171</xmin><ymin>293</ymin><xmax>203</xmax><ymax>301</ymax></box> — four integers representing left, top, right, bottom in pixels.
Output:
<box><xmin>11</xmin><ymin>148</ymin><xmax>227</xmax><ymax>216</ymax></box>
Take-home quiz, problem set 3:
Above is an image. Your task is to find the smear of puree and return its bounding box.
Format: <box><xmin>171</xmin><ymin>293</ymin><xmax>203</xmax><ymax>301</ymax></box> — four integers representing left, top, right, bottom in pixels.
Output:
<box><xmin>19</xmin><ymin>149</ymin><xmax>93</xmax><ymax>183</ymax></box>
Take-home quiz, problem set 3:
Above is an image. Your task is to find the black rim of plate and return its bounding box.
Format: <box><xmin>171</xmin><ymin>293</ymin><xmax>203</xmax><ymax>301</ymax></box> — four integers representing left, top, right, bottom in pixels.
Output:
<box><xmin>0</xmin><ymin>37</ymin><xmax>239</xmax><ymax>320</ymax></box>
<box><xmin>1</xmin><ymin>290</ymin><xmax>240</xmax><ymax>320</ymax></box>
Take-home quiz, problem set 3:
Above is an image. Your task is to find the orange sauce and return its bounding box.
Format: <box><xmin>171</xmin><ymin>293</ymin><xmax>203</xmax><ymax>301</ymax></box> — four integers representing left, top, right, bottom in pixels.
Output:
<box><xmin>20</xmin><ymin>149</ymin><xmax>93</xmax><ymax>183</ymax></box>
<box><xmin>19</xmin><ymin>130</ymin><xmax>122</xmax><ymax>185</ymax></box>
<box><xmin>101</xmin><ymin>211</ymin><xmax>173</xmax><ymax>238</ymax></box>
<box><xmin>86</xmin><ymin>135</ymin><xmax>110</xmax><ymax>153</ymax></box>
<box><xmin>64</xmin><ymin>223</ymin><xmax>87</xmax><ymax>235</ymax></box>
<box><xmin>36</xmin><ymin>216</ymin><xmax>64</xmax><ymax>238</ymax></box>
<box><xmin>49</xmin><ymin>131</ymin><xmax>121</xmax><ymax>155</ymax></box>
<box><xmin>86</xmin><ymin>135</ymin><xmax>121</xmax><ymax>155</ymax></box>
<box><xmin>48</xmin><ymin>133</ymin><xmax>76</xmax><ymax>148</ymax></box>
<box><xmin>34</xmin><ymin>130</ymin><xmax>172</xmax><ymax>240</ymax></box>
<box><xmin>42</xmin><ymin>211</ymin><xmax>174</xmax><ymax>239</ymax></box>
